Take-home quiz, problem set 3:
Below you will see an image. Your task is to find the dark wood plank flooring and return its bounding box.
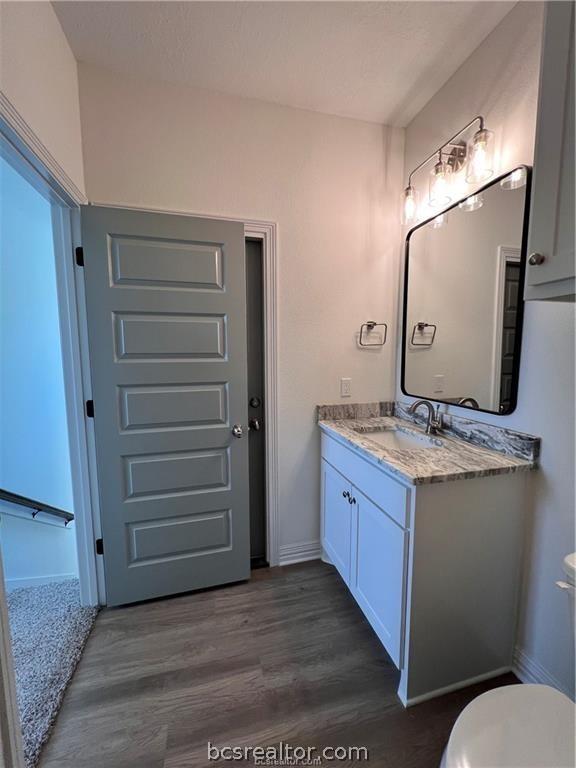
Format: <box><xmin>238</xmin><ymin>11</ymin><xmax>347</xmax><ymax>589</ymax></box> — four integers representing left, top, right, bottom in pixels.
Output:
<box><xmin>39</xmin><ymin>561</ymin><xmax>517</xmax><ymax>768</ymax></box>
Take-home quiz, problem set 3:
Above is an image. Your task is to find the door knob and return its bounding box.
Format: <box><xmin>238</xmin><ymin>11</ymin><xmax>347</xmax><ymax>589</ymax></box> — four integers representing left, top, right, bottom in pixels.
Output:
<box><xmin>231</xmin><ymin>424</ymin><xmax>244</xmax><ymax>438</ymax></box>
<box><xmin>249</xmin><ymin>418</ymin><xmax>261</xmax><ymax>431</ymax></box>
<box><xmin>528</xmin><ymin>252</ymin><xmax>546</xmax><ymax>266</ymax></box>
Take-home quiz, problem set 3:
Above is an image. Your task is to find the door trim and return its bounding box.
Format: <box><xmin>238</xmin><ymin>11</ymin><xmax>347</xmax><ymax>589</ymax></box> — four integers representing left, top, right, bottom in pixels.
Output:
<box><xmin>0</xmin><ymin>92</ymin><xmax>87</xmax><ymax>206</ymax></box>
<box><xmin>51</xmin><ymin>206</ymin><xmax>100</xmax><ymax>606</ymax></box>
<box><xmin>245</xmin><ymin>221</ymin><xmax>279</xmax><ymax>567</ymax></box>
<box><xmin>78</xmin><ymin>203</ymin><xmax>280</xmax><ymax>573</ymax></box>
<box><xmin>0</xmin><ymin>548</ymin><xmax>25</xmax><ymax>768</ymax></box>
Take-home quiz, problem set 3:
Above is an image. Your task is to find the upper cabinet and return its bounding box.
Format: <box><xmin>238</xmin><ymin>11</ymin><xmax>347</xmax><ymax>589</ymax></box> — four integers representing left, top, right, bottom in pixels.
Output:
<box><xmin>525</xmin><ymin>1</ymin><xmax>575</xmax><ymax>301</ymax></box>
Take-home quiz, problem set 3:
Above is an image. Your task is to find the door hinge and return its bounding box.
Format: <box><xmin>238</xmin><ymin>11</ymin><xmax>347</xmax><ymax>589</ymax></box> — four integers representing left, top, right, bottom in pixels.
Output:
<box><xmin>95</xmin><ymin>538</ymin><xmax>104</xmax><ymax>555</ymax></box>
<box><xmin>86</xmin><ymin>400</ymin><xmax>94</xmax><ymax>418</ymax></box>
<box><xmin>75</xmin><ymin>246</ymin><xmax>84</xmax><ymax>267</ymax></box>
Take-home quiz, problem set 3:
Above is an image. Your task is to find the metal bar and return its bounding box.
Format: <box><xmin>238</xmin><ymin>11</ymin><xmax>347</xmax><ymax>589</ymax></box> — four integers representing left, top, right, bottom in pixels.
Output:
<box><xmin>0</xmin><ymin>488</ymin><xmax>74</xmax><ymax>524</ymax></box>
<box><xmin>407</xmin><ymin>115</ymin><xmax>484</xmax><ymax>186</ymax></box>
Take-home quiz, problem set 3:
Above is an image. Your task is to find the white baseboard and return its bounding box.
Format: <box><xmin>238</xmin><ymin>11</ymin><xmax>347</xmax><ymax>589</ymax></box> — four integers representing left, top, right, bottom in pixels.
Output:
<box><xmin>401</xmin><ymin>666</ymin><xmax>512</xmax><ymax>708</ymax></box>
<box><xmin>278</xmin><ymin>540</ymin><xmax>321</xmax><ymax>566</ymax></box>
<box><xmin>5</xmin><ymin>573</ymin><xmax>77</xmax><ymax>591</ymax></box>
<box><xmin>513</xmin><ymin>645</ymin><xmax>572</xmax><ymax>698</ymax></box>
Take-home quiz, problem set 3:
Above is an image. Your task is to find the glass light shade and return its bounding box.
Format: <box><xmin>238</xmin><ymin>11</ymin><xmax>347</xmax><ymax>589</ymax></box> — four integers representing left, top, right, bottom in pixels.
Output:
<box><xmin>401</xmin><ymin>185</ymin><xmax>420</xmax><ymax>225</ymax></box>
<box><xmin>458</xmin><ymin>193</ymin><xmax>484</xmax><ymax>212</ymax></box>
<box><xmin>500</xmin><ymin>167</ymin><xmax>527</xmax><ymax>190</ymax></box>
<box><xmin>465</xmin><ymin>128</ymin><xmax>494</xmax><ymax>183</ymax></box>
<box><xmin>429</xmin><ymin>160</ymin><xmax>453</xmax><ymax>207</ymax></box>
<box><xmin>432</xmin><ymin>213</ymin><xmax>447</xmax><ymax>229</ymax></box>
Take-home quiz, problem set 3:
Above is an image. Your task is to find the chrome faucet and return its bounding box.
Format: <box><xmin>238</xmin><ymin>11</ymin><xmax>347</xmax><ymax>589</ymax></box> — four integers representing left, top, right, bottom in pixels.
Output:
<box><xmin>408</xmin><ymin>399</ymin><xmax>443</xmax><ymax>435</ymax></box>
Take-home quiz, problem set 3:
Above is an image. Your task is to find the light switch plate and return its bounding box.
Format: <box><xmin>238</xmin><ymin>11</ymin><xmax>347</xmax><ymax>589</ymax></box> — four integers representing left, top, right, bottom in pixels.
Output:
<box><xmin>340</xmin><ymin>377</ymin><xmax>352</xmax><ymax>397</ymax></box>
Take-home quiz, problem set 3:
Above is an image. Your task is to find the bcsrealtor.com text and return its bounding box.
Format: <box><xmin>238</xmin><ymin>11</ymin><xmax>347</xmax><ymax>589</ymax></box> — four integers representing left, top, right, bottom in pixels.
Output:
<box><xmin>208</xmin><ymin>742</ymin><xmax>370</xmax><ymax>764</ymax></box>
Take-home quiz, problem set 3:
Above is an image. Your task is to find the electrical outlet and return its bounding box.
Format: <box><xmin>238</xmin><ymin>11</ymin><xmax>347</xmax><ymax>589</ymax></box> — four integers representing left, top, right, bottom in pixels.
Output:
<box><xmin>340</xmin><ymin>377</ymin><xmax>352</xmax><ymax>397</ymax></box>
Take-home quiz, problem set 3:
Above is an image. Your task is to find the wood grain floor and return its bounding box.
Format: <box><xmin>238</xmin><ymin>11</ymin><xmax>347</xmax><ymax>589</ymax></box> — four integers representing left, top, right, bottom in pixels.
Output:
<box><xmin>39</xmin><ymin>561</ymin><xmax>517</xmax><ymax>768</ymax></box>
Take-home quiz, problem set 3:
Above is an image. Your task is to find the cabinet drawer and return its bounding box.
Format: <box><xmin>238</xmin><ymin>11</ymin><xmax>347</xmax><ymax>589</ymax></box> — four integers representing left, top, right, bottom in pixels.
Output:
<box><xmin>322</xmin><ymin>432</ymin><xmax>411</xmax><ymax>529</ymax></box>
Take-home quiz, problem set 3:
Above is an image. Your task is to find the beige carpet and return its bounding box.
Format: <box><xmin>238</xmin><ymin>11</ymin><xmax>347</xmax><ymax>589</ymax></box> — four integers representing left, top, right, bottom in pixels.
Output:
<box><xmin>7</xmin><ymin>579</ymin><xmax>98</xmax><ymax>767</ymax></box>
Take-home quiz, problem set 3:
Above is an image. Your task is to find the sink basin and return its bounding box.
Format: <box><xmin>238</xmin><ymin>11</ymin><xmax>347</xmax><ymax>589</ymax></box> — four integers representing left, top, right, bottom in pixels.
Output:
<box><xmin>354</xmin><ymin>427</ymin><xmax>442</xmax><ymax>451</ymax></box>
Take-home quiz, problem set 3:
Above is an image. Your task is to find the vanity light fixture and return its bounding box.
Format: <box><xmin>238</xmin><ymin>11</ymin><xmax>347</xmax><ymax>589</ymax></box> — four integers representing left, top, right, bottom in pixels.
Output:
<box><xmin>401</xmin><ymin>184</ymin><xmax>420</xmax><ymax>225</ymax></box>
<box><xmin>465</xmin><ymin>124</ymin><xmax>494</xmax><ymax>183</ymax></box>
<box><xmin>401</xmin><ymin>115</ymin><xmax>494</xmax><ymax>224</ymax></box>
<box><xmin>429</xmin><ymin>153</ymin><xmax>453</xmax><ymax>207</ymax></box>
<box><xmin>458</xmin><ymin>193</ymin><xmax>484</xmax><ymax>212</ymax></box>
<box><xmin>500</xmin><ymin>166</ymin><xmax>527</xmax><ymax>190</ymax></box>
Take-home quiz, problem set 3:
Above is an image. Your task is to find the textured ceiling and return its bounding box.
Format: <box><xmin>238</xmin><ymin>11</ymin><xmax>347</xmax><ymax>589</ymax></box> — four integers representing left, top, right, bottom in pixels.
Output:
<box><xmin>54</xmin><ymin>1</ymin><xmax>516</xmax><ymax>126</ymax></box>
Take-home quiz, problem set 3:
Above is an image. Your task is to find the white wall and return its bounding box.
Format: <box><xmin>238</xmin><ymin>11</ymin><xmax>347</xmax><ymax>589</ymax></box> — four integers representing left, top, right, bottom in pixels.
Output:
<box><xmin>402</xmin><ymin>1</ymin><xmax>575</xmax><ymax>697</ymax></box>
<box><xmin>0</xmin><ymin>507</ymin><xmax>78</xmax><ymax>591</ymax></box>
<box><xmin>0</xmin><ymin>0</ymin><xmax>85</xmax><ymax>194</ymax></box>
<box><xmin>78</xmin><ymin>64</ymin><xmax>404</xmax><ymax>557</ymax></box>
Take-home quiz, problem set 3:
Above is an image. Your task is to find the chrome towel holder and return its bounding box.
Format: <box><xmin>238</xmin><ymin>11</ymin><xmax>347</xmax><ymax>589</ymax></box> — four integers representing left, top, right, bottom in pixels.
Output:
<box><xmin>411</xmin><ymin>322</ymin><xmax>437</xmax><ymax>347</ymax></box>
<box><xmin>359</xmin><ymin>321</ymin><xmax>387</xmax><ymax>347</ymax></box>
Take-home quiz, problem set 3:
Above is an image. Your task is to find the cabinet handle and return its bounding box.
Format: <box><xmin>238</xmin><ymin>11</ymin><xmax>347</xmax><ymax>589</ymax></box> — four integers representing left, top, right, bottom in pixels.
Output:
<box><xmin>342</xmin><ymin>490</ymin><xmax>350</xmax><ymax>500</ymax></box>
<box><xmin>528</xmin><ymin>252</ymin><xmax>546</xmax><ymax>266</ymax></box>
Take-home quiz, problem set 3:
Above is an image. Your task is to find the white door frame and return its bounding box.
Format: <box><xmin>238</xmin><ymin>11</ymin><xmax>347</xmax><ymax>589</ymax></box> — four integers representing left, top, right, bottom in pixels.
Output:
<box><xmin>0</xmin><ymin>548</ymin><xmax>24</xmax><ymax>768</ymax></box>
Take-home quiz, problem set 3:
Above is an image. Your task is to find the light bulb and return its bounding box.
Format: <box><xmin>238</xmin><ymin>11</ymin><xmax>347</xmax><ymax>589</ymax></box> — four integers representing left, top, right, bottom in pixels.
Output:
<box><xmin>466</xmin><ymin>128</ymin><xmax>494</xmax><ymax>183</ymax></box>
<box><xmin>401</xmin><ymin>185</ymin><xmax>419</xmax><ymax>225</ymax></box>
<box><xmin>500</xmin><ymin>167</ymin><xmax>527</xmax><ymax>190</ymax></box>
<box><xmin>429</xmin><ymin>159</ymin><xmax>452</xmax><ymax>207</ymax></box>
<box><xmin>458</xmin><ymin>193</ymin><xmax>484</xmax><ymax>212</ymax></box>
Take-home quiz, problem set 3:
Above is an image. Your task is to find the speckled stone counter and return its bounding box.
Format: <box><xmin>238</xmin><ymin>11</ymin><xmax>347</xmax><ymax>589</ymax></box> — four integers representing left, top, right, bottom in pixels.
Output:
<box><xmin>318</xmin><ymin>406</ymin><xmax>539</xmax><ymax>485</ymax></box>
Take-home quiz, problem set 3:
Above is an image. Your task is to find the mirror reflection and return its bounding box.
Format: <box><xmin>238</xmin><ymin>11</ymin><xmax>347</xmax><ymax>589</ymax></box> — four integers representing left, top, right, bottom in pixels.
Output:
<box><xmin>402</xmin><ymin>167</ymin><xmax>530</xmax><ymax>415</ymax></box>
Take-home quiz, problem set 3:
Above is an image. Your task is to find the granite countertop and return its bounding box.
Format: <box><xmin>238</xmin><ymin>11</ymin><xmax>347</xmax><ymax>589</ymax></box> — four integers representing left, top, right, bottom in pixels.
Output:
<box><xmin>319</xmin><ymin>415</ymin><xmax>537</xmax><ymax>485</ymax></box>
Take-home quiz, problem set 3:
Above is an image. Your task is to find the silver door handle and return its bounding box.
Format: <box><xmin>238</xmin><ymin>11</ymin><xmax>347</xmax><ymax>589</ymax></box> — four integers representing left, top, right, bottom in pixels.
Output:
<box><xmin>232</xmin><ymin>424</ymin><xmax>244</xmax><ymax>438</ymax></box>
<box><xmin>249</xmin><ymin>418</ymin><xmax>261</xmax><ymax>431</ymax></box>
<box><xmin>528</xmin><ymin>252</ymin><xmax>546</xmax><ymax>266</ymax></box>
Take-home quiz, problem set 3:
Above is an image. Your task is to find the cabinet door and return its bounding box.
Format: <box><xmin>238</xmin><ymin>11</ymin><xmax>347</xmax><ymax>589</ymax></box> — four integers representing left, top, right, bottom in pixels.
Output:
<box><xmin>525</xmin><ymin>1</ymin><xmax>575</xmax><ymax>300</ymax></box>
<box><xmin>351</xmin><ymin>488</ymin><xmax>408</xmax><ymax>667</ymax></box>
<box><xmin>321</xmin><ymin>460</ymin><xmax>352</xmax><ymax>584</ymax></box>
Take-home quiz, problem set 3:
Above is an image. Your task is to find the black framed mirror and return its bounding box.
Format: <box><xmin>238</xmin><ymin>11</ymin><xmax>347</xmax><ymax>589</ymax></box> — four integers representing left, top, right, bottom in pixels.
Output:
<box><xmin>401</xmin><ymin>166</ymin><xmax>532</xmax><ymax>415</ymax></box>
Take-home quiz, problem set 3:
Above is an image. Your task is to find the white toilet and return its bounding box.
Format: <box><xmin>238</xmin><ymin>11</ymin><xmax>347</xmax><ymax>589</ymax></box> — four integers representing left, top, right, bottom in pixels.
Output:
<box><xmin>441</xmin><ymin>554</ymin><xmax>576</xmax><ymax>768</ymax></box>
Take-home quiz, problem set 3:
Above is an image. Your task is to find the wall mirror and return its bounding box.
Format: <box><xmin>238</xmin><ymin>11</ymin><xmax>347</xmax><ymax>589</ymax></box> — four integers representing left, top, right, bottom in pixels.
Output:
<box><xmin>402</xmin><ymin>166</ymin><xmax>531</xmax><ymax>415</ymax></box>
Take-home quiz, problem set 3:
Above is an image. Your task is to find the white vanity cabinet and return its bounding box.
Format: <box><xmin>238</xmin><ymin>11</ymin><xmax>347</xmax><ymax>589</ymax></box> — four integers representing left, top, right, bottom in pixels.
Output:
<box><xmin>525</xmin><ymin>1</ymin><xmax>574</xmax><ymax>301</ymax></box>
<box><xmin>320</xmin><ymin>430</ymin><xmax>527</xmax><ymax>707</ymax></box>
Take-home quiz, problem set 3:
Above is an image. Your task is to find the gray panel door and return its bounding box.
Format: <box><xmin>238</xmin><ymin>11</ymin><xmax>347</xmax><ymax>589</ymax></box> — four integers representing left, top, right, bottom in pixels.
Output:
<box><xmin>81</xmin><ymin>206</ymin><xmax>249</xmax><ymax>606</ymax></box>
